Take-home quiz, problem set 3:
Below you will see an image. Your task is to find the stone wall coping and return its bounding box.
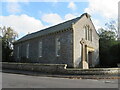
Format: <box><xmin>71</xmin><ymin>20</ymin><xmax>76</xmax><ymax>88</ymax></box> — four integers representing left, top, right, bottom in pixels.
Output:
<box><xmin>2</xmin><ymin>62</ymin><xmax>67</xmax><ymax>66</ymax></box>
<box><xmin>67</xmin><ymin>68</ymin><xmax>119</xmax><ymax>70</ymax></box>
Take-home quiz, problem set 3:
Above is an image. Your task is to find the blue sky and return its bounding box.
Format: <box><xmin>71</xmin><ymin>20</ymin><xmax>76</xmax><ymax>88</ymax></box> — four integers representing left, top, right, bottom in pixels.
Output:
<box><xmin>0</xmin><ymin>0</ymin><xmax>119</xmax><ymax>39</ymax></box>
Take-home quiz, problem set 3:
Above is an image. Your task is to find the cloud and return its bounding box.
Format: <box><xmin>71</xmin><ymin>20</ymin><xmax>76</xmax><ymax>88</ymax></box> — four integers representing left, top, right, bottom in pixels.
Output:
<box><xmin>41</xmin><ymin>13</ymin><xmax>78</xmax><ymax>25</ymax></box>
<box><xmin>0</xmin><ymin>13</ymin><xmax>77</xmax><ymax>38</ymax></box>
<box><xmin>6</xmin><ymin>2</ymin><xmax>22</xmax><ymax>14</ymax></box>
<box><xmin>6</xmin><ymin>0</ymin><xmax>30</xmax><ymax>14</ymax></box>
<box><xmin>91</xmin><ymin>18</ymin><xmax>102</xmax><ymax>30</ymax></box>
<box><xmin>84</xmin><ymin>0</ymin><xmax>119</xmax><ymax>19</ymax></box>
<box><xmin>41</xmin><ymin>13</ymin><xmax>63</xmax><ymax>25</ymax></box>
<box><xmin>65</xmin><ymin>13</ymin><xmax>76</xmax><ymax>20</ymax></box>
<box><xmin>0</xmin><ymin>14</ymin><xmax>45</xmax><ymax>37</ymax></box>
<box><xmin>68</xmin><ymin>2</ymin><xmax>77</xmax><ymax>10</ymax></box>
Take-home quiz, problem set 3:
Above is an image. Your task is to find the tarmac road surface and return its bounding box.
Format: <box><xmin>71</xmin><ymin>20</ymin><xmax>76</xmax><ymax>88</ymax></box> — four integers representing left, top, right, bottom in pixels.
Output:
<box><xmin>2</xmin><ymin>72</ymin><xmax>119</xmax><ymax>88</ymax></box>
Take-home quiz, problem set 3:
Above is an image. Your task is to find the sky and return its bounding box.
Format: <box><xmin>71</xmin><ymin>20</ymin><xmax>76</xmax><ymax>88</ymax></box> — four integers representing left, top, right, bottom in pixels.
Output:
<box><xmin>0</xmin><ymin>0</ymin><xmax>119</xmax><ymax>39</ymax></box>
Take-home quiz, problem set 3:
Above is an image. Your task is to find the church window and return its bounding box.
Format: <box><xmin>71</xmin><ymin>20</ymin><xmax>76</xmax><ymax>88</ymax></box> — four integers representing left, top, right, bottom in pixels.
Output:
<box><xmin>26</xmin><ymin>43</ymin><xmax>29</xmax><ymax>58</ymax></box>
<box><xmin>39</xmin><ymin>41</ymin><xmax>42</xmax><ymax>57</ymax></box>
<box><xmin>56</xmin><ymin>36</ymin><xmax>60</xmax><ymax>57</ymax></box>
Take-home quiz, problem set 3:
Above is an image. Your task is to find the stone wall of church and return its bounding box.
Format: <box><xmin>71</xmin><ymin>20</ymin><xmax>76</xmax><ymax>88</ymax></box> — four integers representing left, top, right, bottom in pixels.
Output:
<box><xmin>14</xmin><ymin>29</ymin><xmax>74</xmax><ymax>67</ymax></box>
<box><xmin>73</xmin><ymin>15</ymin><xmax>99</xmax><ymax>68</ymax></box>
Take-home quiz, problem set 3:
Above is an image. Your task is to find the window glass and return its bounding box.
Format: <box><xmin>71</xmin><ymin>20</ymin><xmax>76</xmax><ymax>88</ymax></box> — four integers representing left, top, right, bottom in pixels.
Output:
<box><xmin>26</xmin><ymin>44</ymin><xmax>29</xmax><ymax>58</ymax></box>
<box><xmin>56</xmin><ymin>37</ymin><xmax>60</xmax><ymax>57</ymax></box>
<box><xmin>17</xmin><ymin>46</ymin><xmax>19</xmax><ymax>58</ymax></box>
<box><xmin>39</xmin><ymin>41</ymin><xmax>42</xmax><ymax>57</ymax></box>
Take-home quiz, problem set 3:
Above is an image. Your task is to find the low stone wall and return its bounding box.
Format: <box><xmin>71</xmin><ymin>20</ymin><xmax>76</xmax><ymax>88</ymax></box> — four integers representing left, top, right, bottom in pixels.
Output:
<box><xmin>2</xmin><ymin>62</ymin><xmax>67</xmax><ymax>74</ymax></box>
<box><xmin>65</xmin><ymin>68</ymin><xmax>119</xmax><ymax>75</ymax></box>
<box><xmin>2</xmin><ymin>62</ymin><xmax>120</xmax><ymax>75</ymax></box>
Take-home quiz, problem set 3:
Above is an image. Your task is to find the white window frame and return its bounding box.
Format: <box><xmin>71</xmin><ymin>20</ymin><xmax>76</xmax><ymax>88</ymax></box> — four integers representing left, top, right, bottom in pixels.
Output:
<box><xmin>39</xmin><ymin>41</ymin><xmax>42</xmax><ymax>57</ymax></box>
<box><xmin>56</xmin><ymin>37</ymin><xmax>60</xmax><ymax>57</ymax></box>
<box><xmin>26</xmin><ymin>43</ymin><xmax>29</xmax><ymax>58</ymax></box>
<box><xmin>17</xmin><ymin>46</ymin><xmax>19</xmax><ymax>58</ymax></box>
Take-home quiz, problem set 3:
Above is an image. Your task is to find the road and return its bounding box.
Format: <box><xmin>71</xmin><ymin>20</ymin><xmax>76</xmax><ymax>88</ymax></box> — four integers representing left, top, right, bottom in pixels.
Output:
<box><xmin>2</xmin><ymin>72</ymin><xmax>119</xmax><ymax>88</ymax></box>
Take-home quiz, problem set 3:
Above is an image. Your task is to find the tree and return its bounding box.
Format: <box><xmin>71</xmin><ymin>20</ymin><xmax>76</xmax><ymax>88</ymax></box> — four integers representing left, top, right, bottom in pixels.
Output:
<box><xmin>98</xmin><ymin>25</ymin><xmax>120</xmax><ymax>67</ymax></box>
<box><xmin>105</xmin><ymin>20</ymin><xmax>118</xmax><ymax>40</ymax></box>
<box><xmin>0</xmin><ymin>26</ymin><xmax>18</xmax><ymax>62</ymax></box>
<box><xmin>98</xmin><ymin>28</ymin><xmax>116</xmax><ymax>41</ymax></box>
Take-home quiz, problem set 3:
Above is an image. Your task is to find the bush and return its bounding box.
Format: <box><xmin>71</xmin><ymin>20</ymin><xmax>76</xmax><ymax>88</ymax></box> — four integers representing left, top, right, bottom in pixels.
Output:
<box><xmin>99</xmin><ymin>41</ymin><xmax>120</xmax><ymax>67</ymax></box>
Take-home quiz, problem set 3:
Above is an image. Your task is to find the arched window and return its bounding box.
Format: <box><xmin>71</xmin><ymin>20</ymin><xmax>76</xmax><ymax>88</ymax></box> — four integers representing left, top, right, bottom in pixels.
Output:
<box><xmin>56</xmin><ymin>36</ymin><xmax>60</xmax><ymax>57</ymax></box>
<box><xmin>84</xmin><ymin>25</ymin><xmax>92</xmax><ymax>41</ymax></box>
<box><xmin>85</xmin><ymin>26</ymin><xmax>87</xmax><ymax>40</ymax></box>
<box><xmin>90</xmin><ymin>29</ymin><xmax>92</xmax><ymax>41</ymax></box>
<box><xmin>39</xmin><ymin>41</ymin><xmax>42</xmax><ymax>57</ymax></box>
<box><xmin>17</xmin><ymin>46</ymin><xmax>19</xmax><ymax>58</ymax></box>
<box><xmin>88</xmin><ymin>26</ymin><xmax>90</xmax><ymax>40</ymax></box>
<box><xmin>26</xmin><ymin>43</ymin><xmax>29</xmax><ymax>58</ymax></box>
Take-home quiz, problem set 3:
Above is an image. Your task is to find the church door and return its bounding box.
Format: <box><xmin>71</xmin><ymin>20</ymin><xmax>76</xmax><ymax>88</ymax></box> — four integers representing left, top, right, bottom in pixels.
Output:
<box><xmin>88</xmin><ymin>51</ymin><xmax>92</xmax><ymax>67</ymax></box>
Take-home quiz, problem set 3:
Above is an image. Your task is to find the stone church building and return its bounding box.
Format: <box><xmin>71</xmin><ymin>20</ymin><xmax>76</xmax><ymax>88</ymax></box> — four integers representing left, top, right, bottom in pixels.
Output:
<box><xmin>14</xmin><ymin>13</ymin><xmax>99</xmax><ymax>69</ymax></box>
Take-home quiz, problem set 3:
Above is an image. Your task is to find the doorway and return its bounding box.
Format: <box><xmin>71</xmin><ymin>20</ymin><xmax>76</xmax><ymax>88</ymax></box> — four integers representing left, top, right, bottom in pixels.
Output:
<box><xmin>88</xmin><ymin>51</ymin><xmax>92</xmax><ymax>67</ymax></box>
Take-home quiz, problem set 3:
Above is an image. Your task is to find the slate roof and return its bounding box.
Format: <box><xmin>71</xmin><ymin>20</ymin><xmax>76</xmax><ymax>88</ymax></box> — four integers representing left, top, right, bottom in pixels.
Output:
<box><xmin>15</xmin><ymin>13</ymin><xmax>88</xmax><ymax>44</ymax></box>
